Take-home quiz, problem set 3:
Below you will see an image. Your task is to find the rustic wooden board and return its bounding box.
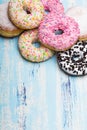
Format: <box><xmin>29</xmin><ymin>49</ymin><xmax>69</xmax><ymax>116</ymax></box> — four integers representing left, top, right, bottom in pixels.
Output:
<box><xmin>0</xmin><ymin>0</ymin><xmax>87</xmax><ymax>130</ymax></box>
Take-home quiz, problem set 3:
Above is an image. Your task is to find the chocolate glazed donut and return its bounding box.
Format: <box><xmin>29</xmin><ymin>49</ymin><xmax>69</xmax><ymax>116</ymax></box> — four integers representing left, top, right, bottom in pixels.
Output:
<box><xmin>56</xmin><ymin>40</ymin><xmax>87</xmax><ymax>76</ymax></box>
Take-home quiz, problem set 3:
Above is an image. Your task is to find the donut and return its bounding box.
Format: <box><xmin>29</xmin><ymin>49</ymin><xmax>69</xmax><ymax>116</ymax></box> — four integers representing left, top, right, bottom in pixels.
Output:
<box><xmin>66</xmin><ymin>6</ymin><xmax>87</xmax><ymax>41</ymax></box>
<box><xmin>18</xmin><ymin>29</ymin><xmax>54</xmax><ymax>62</ymax></box>
<box><xmin>41</xmin><ymin>0</ymin><xmax>64</xmax><ymax>14</ymax></box>
<box><xmin>47</xmin><ymin>0</ymin><xmax>64</xmax><ymax>14</ymax></box>
<box><xmin>56</xmin><ymin>40</ymin><xmax>87</xmax><ymax>76</ymax></box>
<box><xmin>8</xmin><ymin>0</ymin><xmax>44</xmax><ymax>29</ymax></box>
<box><xmin>0</xmin><ymin>3</ymin><xmax>23</xmax><ymax>37</ymax></box>
<box><xmin>41</xmin><ymin>0</ymin><xmax>48</xmax><ymax>10</ymax></box>
<box><xmin>38</xmin><ymin>13</ymin><xmax>80</xmax><ymax>51</ymax></box>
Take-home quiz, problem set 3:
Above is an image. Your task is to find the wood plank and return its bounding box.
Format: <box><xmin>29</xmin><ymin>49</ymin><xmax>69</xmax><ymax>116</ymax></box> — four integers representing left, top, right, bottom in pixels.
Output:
<box><xmin>0</xmin><ymin>0</ymin><xmax>87</xmax><ymax>130</ymax></box>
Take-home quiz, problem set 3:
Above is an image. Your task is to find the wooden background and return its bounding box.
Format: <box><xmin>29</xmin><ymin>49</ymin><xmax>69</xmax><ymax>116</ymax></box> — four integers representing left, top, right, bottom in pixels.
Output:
<box><xmin>0</xmin><ymin>0</ymin><xmax>87</xmax><ymax>130</ymax></box>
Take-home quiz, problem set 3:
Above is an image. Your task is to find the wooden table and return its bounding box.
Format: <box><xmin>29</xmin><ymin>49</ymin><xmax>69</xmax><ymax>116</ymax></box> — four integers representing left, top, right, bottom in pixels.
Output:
<box><xmin>0</xmin><ymin>0</ymin><xmax>87</xmax><ymax>130</ymax></box>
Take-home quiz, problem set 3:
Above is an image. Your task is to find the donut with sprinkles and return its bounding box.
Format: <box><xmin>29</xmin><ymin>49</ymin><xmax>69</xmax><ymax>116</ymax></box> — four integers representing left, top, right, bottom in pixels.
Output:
<box><xmin>18</xmin><ymin>29</ymin><xmax>54</xmax><ymax>62</ymax></box>
<box><xmin>41</xmin><ymin>0</ymin><xmax>64</xmax><ymax>15</ymax></box>
<box><xmin>38</xmin><ymin>13</ymin><xmax>80</xmax><ymax>51</ymax></box>
<box><xmin>8</xmin><ymin>0</ymin><xmax>44</xmax><ymax>29</ymax></box>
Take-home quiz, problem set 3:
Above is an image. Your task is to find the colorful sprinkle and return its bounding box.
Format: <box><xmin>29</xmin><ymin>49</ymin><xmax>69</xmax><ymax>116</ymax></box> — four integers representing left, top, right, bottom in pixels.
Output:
<box><xmin>18</xmin><ymin>29</ymin><xmax>54</xmax><ymax>62</ymax></box>
<box><xmin>41</xmin><ymin>0</ymin><xmax>64</xmax><ymax>15</ymax></box>
<box><xmin>38</xmin><ymin>13</ymin><xmax>80</xmax><ymax>51</ymax></box>
<box><xmin>8</xmin><ymin>0</ymin><xmax>44</xmax><ymax>29</ymax></box>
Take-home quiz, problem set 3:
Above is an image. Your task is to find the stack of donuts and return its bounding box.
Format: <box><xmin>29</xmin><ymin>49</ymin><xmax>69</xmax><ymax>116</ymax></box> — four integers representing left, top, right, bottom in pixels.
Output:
<box><xmin>0</xmin><ymin>0</ymin><xmax>87</xmax><ymax>76</ymax></box>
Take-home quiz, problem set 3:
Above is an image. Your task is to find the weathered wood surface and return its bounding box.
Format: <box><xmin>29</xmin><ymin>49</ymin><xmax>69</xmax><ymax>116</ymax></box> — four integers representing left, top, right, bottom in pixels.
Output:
<box><xmin>0</xmin><ymin>0</ymin><xmax>87</xmax><ymax>130</ymax></box>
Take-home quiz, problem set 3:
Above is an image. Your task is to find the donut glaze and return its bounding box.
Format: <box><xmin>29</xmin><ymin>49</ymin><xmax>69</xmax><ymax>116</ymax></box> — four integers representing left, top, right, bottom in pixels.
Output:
<box><xmin>56</xmin><ymin>40</ymin><xmax>87</xmax><ymax>76</ymax></box>
<box><xmin>18</xmin><ymin>29</ymin><xmax>54</xmax><ymax>62</ymax></box>
<box><xmin>41</xmin><ymin>0</ymin><xmax>64</xmax><ymax>14</ymax></box>
<box><xmin>41</xmin><ymin>0</ymin><xmax>48</xmax><ymax>9</ymax></box>
<box><xmin>66</xmin><ymin>6</ymin><xmax>87</xmax><ymax>40</ymax></box>
<box><xmin>38</xmin><ymin>13</ymin><xmax>80</xmax><ymax>51</ymax></box>
<box><xmin>0</xmin><ymin>3</ymin><xmax>23</xmax><ymax>37</ymax></box>
<box><xmin>8</xmin><ymin>0</ymin><xmax>44</xmax><ymax>29</ymax></box>
<box><xmin>47</xmin><ymin>0</ymin><xmax>64</xmax><ymax>14</ymax></box>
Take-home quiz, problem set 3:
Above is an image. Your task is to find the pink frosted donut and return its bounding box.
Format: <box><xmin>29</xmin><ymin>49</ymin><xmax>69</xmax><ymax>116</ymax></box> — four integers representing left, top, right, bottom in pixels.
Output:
<box><xmin>41</xmin><ymin>0</ymin><xmax>64</xmax><ymax>14</ymax></box>
<box><xmin>38</xmin><ymin>13</ymin><xmax>80</xmax><ymax>51</ymax></box>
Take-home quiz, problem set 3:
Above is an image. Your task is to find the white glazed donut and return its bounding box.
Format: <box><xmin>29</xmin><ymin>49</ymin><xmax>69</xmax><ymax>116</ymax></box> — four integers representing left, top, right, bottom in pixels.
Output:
<box><xmin>0</xmin><ymin>3</ymin><xmax>23</xmax><ymax>37</ymax></box>
<box><xmin>66</xmin><ymin>6</ymin><xmax>87</xmax><ymax>40</ymax></box>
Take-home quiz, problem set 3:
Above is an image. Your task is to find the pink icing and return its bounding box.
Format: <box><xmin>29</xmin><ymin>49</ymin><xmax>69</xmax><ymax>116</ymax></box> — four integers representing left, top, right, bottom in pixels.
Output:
<box><xmin>38</xmin><ymin>13</ymin><xmax>80</xmax><ymax>51</ymax></box>
<box><xmin>41</xmin><ymin>0</ymin><xmax>64</xmax><ymax>14</ymax></box>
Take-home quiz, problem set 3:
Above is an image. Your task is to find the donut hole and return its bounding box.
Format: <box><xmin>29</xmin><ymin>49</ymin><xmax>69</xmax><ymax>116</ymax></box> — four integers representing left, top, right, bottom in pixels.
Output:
<box><xmin>54</xmin><ymin>29</ymin><xmax>64</xmax><ymax>35</ymax></box>
<box><xmin>32</xmin><ymin>41</ymin><xmax>41</xmax><ymax>48</ymax></box>
<box><xmin>72</xmin><ymin>54</ymin><xmax>82</xmax><ymax>62</ymax></box>
<box><xmin>23</xmin><ymin>6</ymin><xmax>31</xmax><ymax>14</ymax></box>
<box><xmin>45</xmin><ymin>9</ymin><xmax>50</xmax><ymax>14</ymax></box>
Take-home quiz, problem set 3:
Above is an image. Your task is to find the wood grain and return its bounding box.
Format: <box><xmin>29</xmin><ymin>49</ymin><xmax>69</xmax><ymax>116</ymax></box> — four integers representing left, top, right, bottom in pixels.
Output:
<box><xmin>0</xmin><ymin>0</ymin><xmax>87</xmax><ymax>130</ymax></box>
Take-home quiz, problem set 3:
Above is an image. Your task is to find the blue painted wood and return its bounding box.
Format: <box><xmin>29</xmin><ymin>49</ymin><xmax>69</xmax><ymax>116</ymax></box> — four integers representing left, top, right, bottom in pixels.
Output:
<box><xmin>0</xmin><ymin>0</ymin><xmax>87</xmax><ymax>130</ymax></box>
